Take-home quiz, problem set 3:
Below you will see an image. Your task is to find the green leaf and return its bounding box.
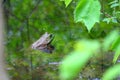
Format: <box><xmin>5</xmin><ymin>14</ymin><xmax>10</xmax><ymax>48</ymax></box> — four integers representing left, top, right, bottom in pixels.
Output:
<box><xmin>113</xmin><ymin>44</ymin><xmax>120</xmax><ymax>64</ymax></box>
<box><xmin>60</xmin><ymin>0</ymin><xmax>72</xmax><ymax>7</ymax></box>
<box><xmin>109</xmin><ymin>0</ymin><xmax>119</xmax><ymax>8</ymax></box>
<box><xmin>59</xmin><ymin>40</ymin><xmax>100</xmax><ymax>80</ymax></box>
<box><xmin>74</xmin><ymin>0</ymin><xmax>101</xmax><ymax>32</ymax></box>
<box><xmin>74</xmin><ymin>40</ymin><xmax>100</xmax><ymax>52</ymax></box>
<box><xmin>103</xmin><ymin>31</ymin><xmax>120</xmax><ymax>64</ymax></box>
<box><xmin>111</xmin><ymin>37</ymin><xmax>120</xmax><ymax>50</ymax></box>
<box><xmin>110</xmin><ymin>3</ymin><xmax>119</xmax><ymax>8</ymax></box>
<box><xmin>60</xmin><ymin>51</ymin><xmax>90</xmax><ymax>80</ymax></box>
<box><xmin>103</xmin><ymin>30</ymin><xmax>119</xmax><ymax>51</ymax></box>
<box><xmin>102</xmin><ymin>64</ymin><xmax>120</xmax><ymax>80</ymax></box>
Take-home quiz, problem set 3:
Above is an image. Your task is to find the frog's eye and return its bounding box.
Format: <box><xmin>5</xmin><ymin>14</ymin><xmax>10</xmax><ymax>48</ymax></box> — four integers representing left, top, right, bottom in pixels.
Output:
<box><xmin>48</xmin><ymin>34</ymin><xmax>54</xmax><ymax>44</ymax></box>
<box><xmin>50</xmin><ymin>34</ymin><xmax>53</xmax><ymax>38</ymax></box>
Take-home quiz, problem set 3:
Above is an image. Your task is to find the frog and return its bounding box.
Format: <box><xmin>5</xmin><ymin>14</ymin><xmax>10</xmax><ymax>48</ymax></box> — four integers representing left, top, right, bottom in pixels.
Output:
<box><xmin>31</xmin><ymin>32</ymin><xmax>54</xmax><ymax>53</ymax></box>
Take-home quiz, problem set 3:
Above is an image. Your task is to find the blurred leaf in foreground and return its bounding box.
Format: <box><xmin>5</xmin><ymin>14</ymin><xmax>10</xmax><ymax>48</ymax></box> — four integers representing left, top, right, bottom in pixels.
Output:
<box><xmin>59</xmin><ymin>40</ymin><xmax>100</xmax><ymax>80</ymax></box>
<box><xmin>103</xmin><ymin>30</ymin><xmax>119</xmax><ymax>51</ymax></box>
<box><xmin>102</xmin><ymin>64</ymin><xmax>120</xmax><ymax>80</ymax></box>
<box><xmin>112</xmin><ymin>41</ymin><xmax>120</xmax><ymax>64</ymax></box>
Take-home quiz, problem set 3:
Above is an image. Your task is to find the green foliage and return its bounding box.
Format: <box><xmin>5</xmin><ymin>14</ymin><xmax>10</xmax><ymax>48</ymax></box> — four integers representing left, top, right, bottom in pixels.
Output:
<box><xmin>102</xmin><ymin>30</ymin><xmax>120</xmax><ymax>64</ymax></box>
<box><xmin>60</xmin><ymin>40</ymin><xmax>100</xmax><ymax>80</ymax></box>
<box><xmin>103</xmin><ymin>0</ymin><xmax>120</xmax><ymax>23</ymax></box>
<box><xmin>103</xmin><ymin>30</ymin><xmax>119</xmax><ymax>51</ymax></box>
<box><xmin>60</xmin><ymin>0</ymin><xmax>72</xmax><ymax>7</ymax></box>
<box><xmin>4</xmin><ymin>0</ymin><xmax>120</xmax><ymax>80</ymax></box>
<box><xmin>109</xmin><ymin>0</ymin><xmax>119</xmax><ymax>8</ymax></box>
<box><xmin>60</xmin><ymin>30</ymin><xmax>120</xmax><ymax>80</ymax></box>
<box><xmin>102</xmin><ymin>64</ymin><xmax>120</xmax><ymax>80</ymax></box>
<box><xmin>113</xmin><ymin>44</ymin><xmax>120</xmax><ymax>64</ymax></box>
<box><xmin>74</xmin><ymin>0</ymin><xmax>101</xmax><ymax>32</ymax></box>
